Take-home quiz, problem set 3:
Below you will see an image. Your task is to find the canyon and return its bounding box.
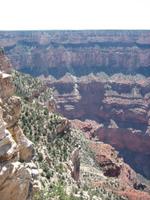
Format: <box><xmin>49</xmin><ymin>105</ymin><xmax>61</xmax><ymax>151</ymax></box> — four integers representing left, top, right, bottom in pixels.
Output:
<box><xmin>1</xmin><ymin>30</ymin><xmax>150</xmax><ymax>77</ymax></box>
<box><xmin>0</xmin><ymin>30</ymin><xmax>150</xmax><ymax>181</ymax></box>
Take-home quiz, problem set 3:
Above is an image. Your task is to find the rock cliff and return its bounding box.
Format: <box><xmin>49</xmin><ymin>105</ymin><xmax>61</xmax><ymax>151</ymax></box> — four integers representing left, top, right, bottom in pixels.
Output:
<box><xmin>1</xmin><ymin>30</ymin><xmax>150</xmax><ymax>199</ymax></box>
<box><xmin>51</xmin><ymin>73</ymin><xmax>150</xmax><ymax>179</ymax></box>
<box><xmin>1</xmin><ymin>30</ymin><xmax>150</xmax><ymax>180</ymax></box>
<box><xmin>1</xmin><ymin>30</ymin><xmax>150</xmax><ymax>77</ymax></box>
<box><xmin>0</xmin><ymin>55</ymin><xmax>39</xmax><ymax>200</ymax></box>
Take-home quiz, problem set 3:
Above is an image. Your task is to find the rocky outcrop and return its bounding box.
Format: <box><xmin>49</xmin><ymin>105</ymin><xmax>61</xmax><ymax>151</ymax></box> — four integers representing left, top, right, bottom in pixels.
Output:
<box><xmin>88</xmin><ymin>140</ymin><xmax>150</xmax><ymax>200</ymax></box>
<box><xmin>71</xmin><ymin>119</ymin><xmax>101</xmax><ymax>139</ymax></box>
<box><xmin>0</xmin><ymin>162</ymin><xmax>31</xmax><ymax>200</ymax></box>
<box><xmin>89</xmin><ymin>141</ymin><xmax>137</xmax><ymax>185</ymax></box>
<box><xmin>0</xmin><ymin>72</ymin><xmax>15</xmax><ymax>98</ymax></box>
<box><xmin>0</xmin><ymin>48</ymin><xmax>12</xmax><ymax>73</ymax></box>
<box><xmin>55</xmin><ymin>117</ymin><xmax>70</xmax><ymax>135</ymax></box>
<box><xmin>0</xmin><ymin>55</ymin><xmax>39</xmax><ymax>200</ymax></box>
<box><xmin>67</xmin><ymin>146</ymin><xmax>81</xmax><ymax>184</ymax></box>
<box><xmin>10</xmin><ymin>125</ymin><xmax>34</xmax><ymax>162</ymax></box>
<box><xmin>0</xmin><ymin>106</ymin><xmax>33</xmax><ymax>200</ymax></box>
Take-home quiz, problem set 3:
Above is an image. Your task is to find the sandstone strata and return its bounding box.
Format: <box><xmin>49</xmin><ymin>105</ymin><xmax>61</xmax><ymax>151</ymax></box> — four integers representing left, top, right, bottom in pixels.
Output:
<box><xmin>1</xmin><ymin>31</ymin><xmax>150</xmax><ymax>179</ymax></box>
<box><xmin>1</xmin><ymin>31</ymin><xmax>150</xmax><ymax>77</ymax></box>
<box><xmin>60</xmin><ymin>73</ymin><xmax>150</xmax><ymax>179</ymax></box>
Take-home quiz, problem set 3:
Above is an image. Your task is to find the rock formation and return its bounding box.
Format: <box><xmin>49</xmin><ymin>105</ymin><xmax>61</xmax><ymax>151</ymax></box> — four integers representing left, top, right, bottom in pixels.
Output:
<box><xmin>0</xmin><ymin>48</ymin><xmax>12</xmax><ymax>73</ymax></box>
<box><xmin>82</xmin><ymin>139</ymin><xmax>150</xmax><ymax>200</ymax></box>
<box><xmin>1</xmin><ymin>30</ymin><xmax>150</xmax><ymax>77</ymax></box>
<box><xmin>0</xmin><ymin>55</ymin><xmax>39</xmax><ymax>200</ymax></box>
<box><xmin>1</xmin><ymin>30</ymin><xmax>150</xmax><ymax>198</ymax></box>
<box><xmin>48</xmin><ymin>72</ymin><xmax>150</xmax><ymax>179</ymax></box>
<box><xmin>69</xmin><ymin>145</ymin><xmax>81</xmax><ymax>184</ymax></box>
<box><xmin>89</xmin><ymin>141</ymin><xmax>137</xmax><ymax>182</ymax></box>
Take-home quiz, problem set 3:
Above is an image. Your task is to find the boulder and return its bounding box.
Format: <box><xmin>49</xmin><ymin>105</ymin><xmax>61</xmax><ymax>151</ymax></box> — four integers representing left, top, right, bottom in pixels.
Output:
<box><xmin>0</xmin><ymin>131</ymin><xmax>18</xmax><ymax>162</ymax></box>
<box><xmin>2</xmin><ymin>96</ymin><xmax>21</xmax><ymax>128</ymax></box>
<box><xmin>0</xmin><ymin>162</ymin><xmax>32</xmax><ymax>200</ymax></box>
<box><xmin>10</xmin><ymin>125</ymin><xmax>34</xmax><ymax>162</ymax></box>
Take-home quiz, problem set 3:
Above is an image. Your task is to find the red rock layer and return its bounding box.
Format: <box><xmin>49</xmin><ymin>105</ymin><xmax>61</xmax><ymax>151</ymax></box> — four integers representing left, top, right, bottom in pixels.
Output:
<box><xmin>88</xmin><ymin>141</ymin><xmax>150</xmax><ymax>200</ymax></box>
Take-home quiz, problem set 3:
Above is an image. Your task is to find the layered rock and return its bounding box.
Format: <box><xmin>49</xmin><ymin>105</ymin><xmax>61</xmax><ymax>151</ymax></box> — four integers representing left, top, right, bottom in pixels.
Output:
<box><xmin>86</xmin><ymin>140</ymin><xmax>150</xmax><ymax>200</ymax></box>
<box><xmin>0</xmin><ymin>55</ymin><xmax>39</xmax><ymax>200</ymax></box>
<box><xmin>89</xmin><ymin>141</ymin><xmax>137</xmax><ymax>185</ymax></box>
<box><xmin>1</xmin><ymin>30</ymin><xmax>150</xmax><ymax>196</ymax></box>
<box><xmin>53</xmin><ymin>73</ymin><xmax>150</xmax><ymax>179</ymax></box>
<box><xmin>49</xmin><ymin>73</ymin><xmax>150</xmax><ymax>134</ymax></box>
<box><xmin>1</xmin><ymin>30</ymin><xmax>150</xmax><ymax>77</ymax></box>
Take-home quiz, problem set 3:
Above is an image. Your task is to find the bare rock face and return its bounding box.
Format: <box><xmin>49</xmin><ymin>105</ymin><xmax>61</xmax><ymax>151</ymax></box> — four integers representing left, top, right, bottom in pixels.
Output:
<box><xmin>0</xmin><ymin>72</ymin><xmax>15</xmax><ymax>98</ymax></box>
<box><xmin>71</xmin><ymin>119</ymin><xmax>101</xmax><ymax>139</ymax></box>
<box><xmin>0</xmin><ymin>131</ymin><xmax>18</xmax><ymax>162</ymax></box>
<box><xmin>95</xmin><ymin>128</ymin><xmax>150</xmax><ymax>155</ymax></box>
<box><xmin>0</xmin><ymin>48</ymin><xmax>12</xmax><ymax>73</ymax></box>
<box><xmin>55</xmin><ymin>117</ymin><xmax>70</xmax><ymax>135</ymax></box>
<box><xmin>0</xmin><ymin>106</ymin><xmax>33</xmax><ymax>200</ymax></box>
<box><xmin>0</xmin><ymin>54</ymin><xmax>38</xmax><ymax>200</ymax></box>
<box><xmin>88</xmin><ymin>140</ymin><xmax>150</xmax><ymax>200</ymax></box>
<box><xmin>49</xmin><ymin>73</ymin><xmax>150</xmax><ymax>130</ymax></box>
<box><xmin>2</xmin><ymin>96</ymin><xmax>21</xmax><ymax>128</ymax></box>
<box><xmin>0</xmin><ymin>107</ymin><xmax>18</xmax><ymax>161</ymax></box>
<box><xmin>48</xmin><ymin>73</ymin><xmax>150</xmax><ymax>179</ymax></box>
<box><xmin>89</xmin><ymin>141</ymin><xmax>137</xmax><ymax>186</ymax></box>
<box><xmin>10</xmin><ymin>125</ymin><xmax>34</xmax><ymax>162</ymax></box>
<box><xmin>1</xmin><ymin>31</ymin><xmax>150</xmax><ymax>77</ymax></box>
<box><xmin>0</xmin><ymin>162</ymin><xmax>31</xmax><ymax>200</ymax></box>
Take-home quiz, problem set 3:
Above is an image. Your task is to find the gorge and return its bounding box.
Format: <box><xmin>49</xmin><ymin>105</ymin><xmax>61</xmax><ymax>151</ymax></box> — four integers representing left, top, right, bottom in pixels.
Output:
<box><xmin>1</xmin><ymin>30</ymin><xmax>150</xmax><ymax>182</ymax></box>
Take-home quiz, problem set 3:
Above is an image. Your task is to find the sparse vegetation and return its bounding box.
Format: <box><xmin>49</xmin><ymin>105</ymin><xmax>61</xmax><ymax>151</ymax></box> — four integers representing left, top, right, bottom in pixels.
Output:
<box><xmin>12</xmin><ymin>71</ymin><xmax>128</xmax><ymax>200</ymax></box>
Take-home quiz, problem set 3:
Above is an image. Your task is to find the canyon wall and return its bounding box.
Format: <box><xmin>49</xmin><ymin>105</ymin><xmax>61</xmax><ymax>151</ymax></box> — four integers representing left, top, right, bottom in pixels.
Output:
<box><xmin>1</xmin><ymin>30</ymin><xmax>150</xmax><ymax>179</ymax></box>
<box><xmin>47</xmin><ymin>72</ymin><xmax>150</xmax><ymax>178</ymax></box>
<box><xmin>0</xmin><ymin>31</ymin><xmax>150</xmax><ymax>77</ymax></box>
<box><xmin>48</xmin><ymin>73</ymin><xmax>150</xmax><ymax>135</ymax></box>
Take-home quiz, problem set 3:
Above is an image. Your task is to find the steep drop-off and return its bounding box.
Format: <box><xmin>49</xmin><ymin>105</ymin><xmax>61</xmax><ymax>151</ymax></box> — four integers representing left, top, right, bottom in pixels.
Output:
<box><xmin>1</xmin><ymin>30</ymin><xmax>150</xmax><ymax>77</ymax></box>
<box><xmin>12</xmin><ymin>70</ymin><xmax>150</xmax><ymax>200</ymax></box>
<box><xmin>1</xmin><ymin>30</ymin><xmax>150</xmax><ymax>183</ymax></box>
<box><xmin>47</xmin><ymin>72</ymin><xmax>150</xmax><ymax>179</ymax></box>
